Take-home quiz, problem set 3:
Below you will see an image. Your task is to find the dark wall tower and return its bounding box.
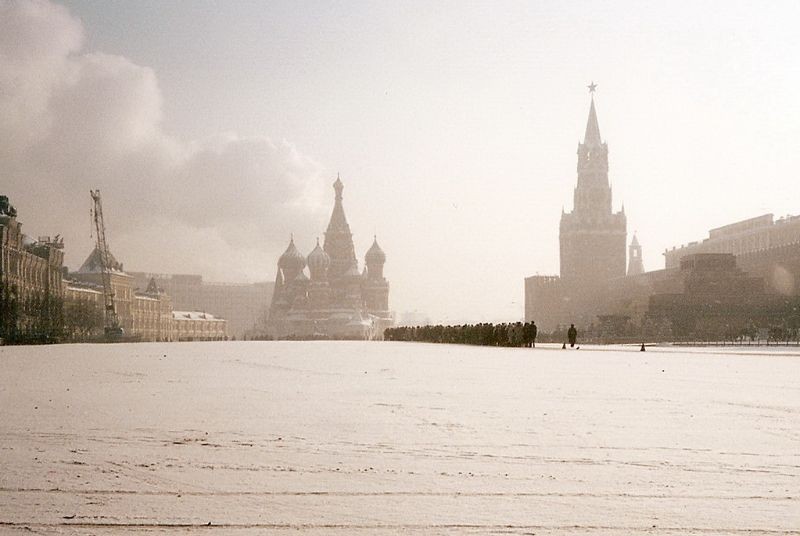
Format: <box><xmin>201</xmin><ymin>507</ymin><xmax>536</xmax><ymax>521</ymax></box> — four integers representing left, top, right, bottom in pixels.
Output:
<box><xmin>559</xmin><ymin>89</ymin><xmax>627</xmax><ymax>289</ymax></box>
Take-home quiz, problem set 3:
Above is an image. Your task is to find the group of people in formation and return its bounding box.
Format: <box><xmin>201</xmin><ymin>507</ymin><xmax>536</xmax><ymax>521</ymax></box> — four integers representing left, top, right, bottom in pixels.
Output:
<box><xmin>384</xmin><ymin>322</ymin><xmax>537</xmax><ymax>346</ymax></box>
<box><xmin>384</xmin><ymin>321</ymin><xmax>580</xmax><ymax>348</ymax></box>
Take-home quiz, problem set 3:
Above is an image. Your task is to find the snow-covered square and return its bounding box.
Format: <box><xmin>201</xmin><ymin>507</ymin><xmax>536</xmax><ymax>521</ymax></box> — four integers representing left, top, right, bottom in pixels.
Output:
<box><xmin>1</xmin><ymin>341</ymin><xmax>798</xmax><ymax>534</ymax></box>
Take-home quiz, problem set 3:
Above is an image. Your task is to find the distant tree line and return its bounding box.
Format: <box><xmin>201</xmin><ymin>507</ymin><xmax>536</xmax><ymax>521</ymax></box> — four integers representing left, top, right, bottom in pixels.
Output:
<box><xmin>62</xmin><ymin>300</ymin><xmax>103</xmax><ymax>341</ymax></box>
<box><xmin>0</xmin><ymin>282</ymin><xmax>103</xmax><ymax>344</ymax></box>
<box><xmin>0</xmin><ymin>282</ymin><xmax>64</xmax><ymax>344</ymax></box>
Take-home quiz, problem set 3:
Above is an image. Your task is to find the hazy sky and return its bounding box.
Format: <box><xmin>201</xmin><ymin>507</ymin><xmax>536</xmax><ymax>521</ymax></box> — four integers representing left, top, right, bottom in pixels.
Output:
<box><xmin>2</xmin><ymin>0</ymin><xmax>799</xmax><ymax>323</ymax></box>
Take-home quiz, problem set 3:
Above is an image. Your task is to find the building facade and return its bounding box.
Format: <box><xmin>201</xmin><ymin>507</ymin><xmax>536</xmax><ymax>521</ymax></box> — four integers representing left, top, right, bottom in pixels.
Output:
<box><xmin>647</xmin><ymin>253</ymin><xmax>789</xmax><ymax>338</ymax></box>
<box><xmin>664</xmin><ymin>214</ymin><xmax>800</xmax><ymax>296</ymax></box>
<box><xmin>0</xmin><ymin>196</ymin><xmax>65</xmax><ymax>342</ymax></box>
<box><xmin>69</xmin><ymin>249</ymin><xmax>225</xmax><ymax>342</ymax></box>
<box><xmin>129</xmin><ymin>272</ymin><xmax>273</xmax><ymax>339</ymax></box>
<box><xmin>62</xmin><ymin>280</ymin><xmax>104</xmax><ymax>340</ymax></box>
<box><xmin>265</xmin><ymin>176</ymin><xmax>394</xmax><ymax>339</ymax></box>
<box><xmin>130</xmin><ymin>278</ymin><xmax>174</xmax><ymax>342</ymax></box>
<box><xmin>1</xmin><ymin>194</ymin><xmax>232</xmax><ymax>344</ymax></box>
<box><xmin>172</xmin><ymin>311</ymin><xmax>227</xmax><ymax>341</ymax></box>
<box><xmin>586</xmin><ymin>217</ymin><xmax>800</xmax><ymax>340</ymax></box>
<box><xmin>69</xmin><ymin>247</ymin><xmax>137</xmax><ymax>333</ymax></box>
<box><xmin>525</xmin><ymin>90</ymin><xmax>627</xmax><ymax>330</ymax></box>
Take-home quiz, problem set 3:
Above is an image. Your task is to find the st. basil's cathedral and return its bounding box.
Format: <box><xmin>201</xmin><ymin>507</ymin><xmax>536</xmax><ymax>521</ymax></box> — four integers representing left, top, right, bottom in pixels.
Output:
<box><xmin>266</xmin><ymin>176</ymin><xmax>393</xmax><ymax>339</ymax></box>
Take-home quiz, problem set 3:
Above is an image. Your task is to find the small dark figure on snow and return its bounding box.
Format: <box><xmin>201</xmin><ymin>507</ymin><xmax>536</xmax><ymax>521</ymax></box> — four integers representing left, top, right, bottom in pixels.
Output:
<box><xmin>567</xmin><ymin>324</ymin><xmax>577</xmax><ymax>348</ymax></box>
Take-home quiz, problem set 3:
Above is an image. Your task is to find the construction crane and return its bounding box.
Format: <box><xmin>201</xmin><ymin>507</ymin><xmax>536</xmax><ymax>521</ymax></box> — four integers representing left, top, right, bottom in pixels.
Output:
<box><xmin>90</xmin><ymin>190</ymin><xmax>124</xmax><ymax>337</ymax></box>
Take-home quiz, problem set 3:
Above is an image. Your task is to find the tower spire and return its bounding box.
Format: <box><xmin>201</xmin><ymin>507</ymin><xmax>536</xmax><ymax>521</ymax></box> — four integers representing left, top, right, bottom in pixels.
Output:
<box><xmin>327</xmin><ymin>176</ymin><xmax>349</xmax><ymax>233</ymax></box>
<box><xmin>628</xmin><ymin>232</ymin><xmax>644</xmax><ymax>276</ymax></box>
<box><xmin>583</xmin><ymin>91</ymin><xmax>602</xmax><ymax>147</ymax></box>
<box><xmin>560</xmin><ymin>83</ymin><xmax>626</xmax><ymax>283</ymax></box>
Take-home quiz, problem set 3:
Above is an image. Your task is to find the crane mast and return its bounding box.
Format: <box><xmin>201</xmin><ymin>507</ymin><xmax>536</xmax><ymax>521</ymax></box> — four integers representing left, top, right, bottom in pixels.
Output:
<box><xmin>90</xmin><ymin>190</ymin><xmax>123</xmax><ymax>336</ymax></box>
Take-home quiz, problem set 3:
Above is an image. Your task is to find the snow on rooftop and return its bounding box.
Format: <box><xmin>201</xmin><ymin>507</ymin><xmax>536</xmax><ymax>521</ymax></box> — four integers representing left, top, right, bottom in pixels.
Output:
<box><xmin>172</xmin><ymin>311</ymin><xmax>225</xmax><ymax>321</ymax></box>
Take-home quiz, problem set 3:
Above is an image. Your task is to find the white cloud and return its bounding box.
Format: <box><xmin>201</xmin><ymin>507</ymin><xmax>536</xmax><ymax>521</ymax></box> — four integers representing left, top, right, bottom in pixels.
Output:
<box><xmin>0</xmin><ymin>0</ymin><xmax>82</xmax><ymax>156</ymax></box>
<box><xmin>0</xmin><ymin>0</ymin><xmax>326</xmax><ymax>280</ymax></box>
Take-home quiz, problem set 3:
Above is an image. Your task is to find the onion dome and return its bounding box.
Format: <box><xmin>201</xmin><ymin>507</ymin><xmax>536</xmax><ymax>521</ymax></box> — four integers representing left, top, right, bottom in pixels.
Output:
<box><xmin>365</xmin><ymin>236</ymin><xmax>386</xmax><ymax>264</ymax></box>
<box><xmin>307</xmin><ymin>238</ymin><xmax>330</xmax><ymax>280</ymax></box>
<box><xmin>278</xmin><ymin>236</ymin><xmax>306</xmax><ymax>273</ymax></box>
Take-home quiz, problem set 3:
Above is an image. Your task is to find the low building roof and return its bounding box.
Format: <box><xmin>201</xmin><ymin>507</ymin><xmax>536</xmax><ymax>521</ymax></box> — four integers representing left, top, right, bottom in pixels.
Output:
<box><xmin>172</xmin><ymin>311</ymin><xmax>226</xmax><ymax>322</ymax></box>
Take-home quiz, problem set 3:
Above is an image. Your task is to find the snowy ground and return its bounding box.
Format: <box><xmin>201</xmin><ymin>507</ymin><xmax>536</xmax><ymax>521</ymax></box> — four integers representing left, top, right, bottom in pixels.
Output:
<box><xmin>0</xmin><ymin>341</ymin><xmax>798</xmax><ymax>535</ymax></box>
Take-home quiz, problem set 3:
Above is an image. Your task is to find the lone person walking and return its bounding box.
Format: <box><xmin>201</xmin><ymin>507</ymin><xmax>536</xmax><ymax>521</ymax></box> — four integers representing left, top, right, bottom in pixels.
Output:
<box><xmin>523</xmin><ymin>321</ymin><xmax>538</xmax><ymax>348</ymax></box>
<box><xmin>567</xmin><ymin>324</ymin><xmax>577</xmax><ymax>348</ymax></box>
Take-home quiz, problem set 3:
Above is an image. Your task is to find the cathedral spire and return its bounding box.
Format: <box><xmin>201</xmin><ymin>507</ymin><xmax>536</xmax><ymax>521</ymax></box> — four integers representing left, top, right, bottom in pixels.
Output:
<box><xmin>327</xmin><ymin>176</ymin><xmax>351</xmax><ymax>234</ymax></box>
<box><xmin>324</xmin><ymin>175</ymin><xmax>357</xmax><ymax>279</ymax></box>
<box><xmin>334</xmin><ymin>173</ymin><xmax>343</xmax><ymax>201</ymax></box>
<box><xmin>583</xmin><ymin>94</ymin><xmax>602</xmax><ymax>148</ymax></box>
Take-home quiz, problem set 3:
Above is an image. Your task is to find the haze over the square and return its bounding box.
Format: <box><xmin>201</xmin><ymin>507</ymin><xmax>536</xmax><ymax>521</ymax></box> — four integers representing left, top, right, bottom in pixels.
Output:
<box><xmin>2</xmin><ymin>0</ymin><xmax>798</xmax><ymax>323</ymax></box>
